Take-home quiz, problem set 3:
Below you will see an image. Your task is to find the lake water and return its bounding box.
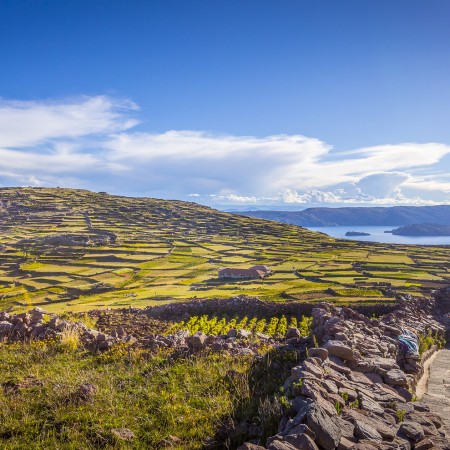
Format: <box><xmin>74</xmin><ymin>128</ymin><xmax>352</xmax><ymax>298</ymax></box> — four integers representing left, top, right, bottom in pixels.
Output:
<box><xmin>306</xmin><ymin>226</ymin><xmax>450</xmax><ymax>246</ymax></box>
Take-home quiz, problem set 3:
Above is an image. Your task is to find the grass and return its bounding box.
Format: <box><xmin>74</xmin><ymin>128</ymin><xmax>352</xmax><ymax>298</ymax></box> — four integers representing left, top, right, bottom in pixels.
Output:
<box><xmin>0</xmin><ymin>339</ymin><xmax>299</xmax><ymax>449</ymax></box>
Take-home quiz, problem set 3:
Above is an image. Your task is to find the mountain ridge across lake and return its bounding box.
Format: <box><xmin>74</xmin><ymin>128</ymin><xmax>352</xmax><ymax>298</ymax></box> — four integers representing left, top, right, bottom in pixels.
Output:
<box><xmin>234</xmin><ymin>205</ymin><xmax>450</xmax><ymax>227</ymax></box>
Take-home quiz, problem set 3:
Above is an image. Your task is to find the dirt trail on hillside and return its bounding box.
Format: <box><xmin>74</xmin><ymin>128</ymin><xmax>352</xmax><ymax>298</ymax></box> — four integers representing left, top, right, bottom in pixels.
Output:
<box><xmin>422</xmin><ymin>349</ymin><xmax>450</xmax><ymax>434</ymax></box>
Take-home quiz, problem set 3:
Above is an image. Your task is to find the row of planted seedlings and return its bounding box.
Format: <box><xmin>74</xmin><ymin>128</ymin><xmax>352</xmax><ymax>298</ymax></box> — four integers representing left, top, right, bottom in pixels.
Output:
<box><xmin>166</xmin><ymin>314</ymin><xmax>312</xmax><ymax>338</ymax></box>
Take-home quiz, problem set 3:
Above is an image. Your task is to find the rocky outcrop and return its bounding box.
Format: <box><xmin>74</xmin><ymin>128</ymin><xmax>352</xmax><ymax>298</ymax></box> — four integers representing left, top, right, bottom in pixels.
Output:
<box><xmin>243</xmin><ymin>296</ymin><xmax>449</xmax><ymax>450</ymax></box>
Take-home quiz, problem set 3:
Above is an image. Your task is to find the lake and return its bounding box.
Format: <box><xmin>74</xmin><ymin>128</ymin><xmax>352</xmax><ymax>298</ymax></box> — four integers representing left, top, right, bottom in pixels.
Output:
<box><xmin>306</xmin><ymin>226</ymin><xmax>450</xmax><ymax>246</ymax></box>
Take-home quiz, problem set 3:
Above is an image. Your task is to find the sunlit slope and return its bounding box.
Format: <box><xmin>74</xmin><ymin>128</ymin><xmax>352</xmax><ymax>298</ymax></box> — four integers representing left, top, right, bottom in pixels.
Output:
<box><xmin>0</xmin><ymin>187</ymin><xmax>448</xmax><ymax>312</ymax></box>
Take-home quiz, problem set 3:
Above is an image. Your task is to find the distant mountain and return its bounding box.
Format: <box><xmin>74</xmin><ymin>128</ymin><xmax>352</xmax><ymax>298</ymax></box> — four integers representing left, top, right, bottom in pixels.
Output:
<box><xmin>234</xmin><ymin>205</ymin><xmax>450</xmax><ymax>227</ymax></box>
<box><xmin>389</xmin><ymin>223</ymin><xmax>450</xmax><ymax>236</ymax></box>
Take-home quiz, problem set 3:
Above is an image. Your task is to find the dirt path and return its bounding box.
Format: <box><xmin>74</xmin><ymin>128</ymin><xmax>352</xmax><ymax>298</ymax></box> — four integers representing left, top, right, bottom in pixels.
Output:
<box><xmin>416</xmin><ymin>350</ymin><xmax>439</xmax><ymax>398</ymax></box>
<box><xmin>421</xmin><ymin>349</ymin><xmax>450</xmax><ymax>434</ymax></box>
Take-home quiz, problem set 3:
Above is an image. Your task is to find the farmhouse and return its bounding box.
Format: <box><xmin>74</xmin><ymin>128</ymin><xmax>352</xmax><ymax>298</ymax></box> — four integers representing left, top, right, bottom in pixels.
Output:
<box><xmin>218</xmin><ymin>265</ymin><xmax>272</xmax><ymax>279</ymax></box>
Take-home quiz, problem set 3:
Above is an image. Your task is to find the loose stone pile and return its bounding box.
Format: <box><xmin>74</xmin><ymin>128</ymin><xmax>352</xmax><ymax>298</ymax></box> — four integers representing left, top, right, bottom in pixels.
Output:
<box><xmin>240</xmin><ymin>296</ymin><xmax>449</xmax><ymax>450</ymax></box>
<box><xmin>0</xmin><ymin>307</ymin><xmax>122</xmax><ymax>351</ymax></box>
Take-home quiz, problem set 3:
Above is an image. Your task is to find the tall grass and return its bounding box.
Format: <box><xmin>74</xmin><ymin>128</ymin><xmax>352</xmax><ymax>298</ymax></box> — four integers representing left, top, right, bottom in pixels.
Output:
<box><xmin>0</xmin><ymin>340</ymin><xmax>299</xmax><ymax>449</ymax></box>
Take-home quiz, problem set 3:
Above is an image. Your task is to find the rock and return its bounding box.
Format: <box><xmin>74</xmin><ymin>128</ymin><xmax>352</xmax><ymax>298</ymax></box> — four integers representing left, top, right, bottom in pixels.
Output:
<box><xmin>359</xmin><ymin>395</ymin><xmax>384</xmax><ymax>415</ymax></box>
<box><xmin>237</xmin><ymin>444</ymin><xmax>266</xmax><ymax>450</ymax></box>
<box><xmin>351</xmin><ymin>442</ymin><xmax>378</xmax><ymax>450</ymax></box>
<box><xmin>394</xmin><ymin>432</ymin><xmax>413</xmax><ymax>450</ymax></box>
<box><xmin>290</xmin><ymin>396</ymin><xmax>311</xmax><ymax>416</ymax></box>
<box><xmin>399</xmin><ymin>421</ymin><xmax>425</xmax><ymax>442</ymax></box>
<box><xmin>327</xmin><ymin>356</ymin><xmax>351</xmax><ymax>374</ymax></box>
<box><xmin>308</xmin><ymin>347</ymin><xmax>328</xmax><ymax>361</ymax></box>
<box><xmin>111</xmin><ymin>428</ymin><xmax>135</xmax><ymax>441</ymax></box>
<box><xmin>306</xmin><ymin>402</ymin><xmax>341</xmax><ymax>450</ymax></box>
<box><xmin>29</xmin><ymin>307</ymin><xmax>47</xmax><ymax>314</ymax></box>
<box><xmin>283</xmin><ymin>433</ymin><xmax>319</xmax><ymax>450</ymax></box>
<box><xmin>237</xmin><ymin>328</ymin><xmax>252</xmax><ymax>339</ymax></box>
<box><xmin>414</xmin><ymin>438</ymin><xmax>434</xmax><ymax>450</ymax></box>
<box><xmin>354</xmin><ymin>420</ymin><xmax>383</xmax><ymax>441</ymax></box>
<box><xmin>349</xmin><ymin>371</ymin><xmax>381</xmax><ymax>385</ymax></box>
<box><xmin>324</xmin><ymin>340</ymin><xmax>354</xmax><ymax>361</ymax></box>
<box><xmin>337</xmin><ymin>437</ymin><xmax>355</xmax><ymax>450</ymax></box>
<box><xmin>371</xmin><ymin>357</ymin><xmax>399</xmax><ymax>370</ymax></box>
<box><xmin>385</xmin><ymin>369</ymin><xmax>407</xmax><ymax>387</ymax></box>
<box><xmin>256</xmin><ymin>332</ymin><xmax>270</xmax><ymax>340</ymax></box>
<box><xmin>344</xmin><ymin>410</ymin><xmax>397</xmax><ymax>440</ymax></box>
<box><xmin>336</xmin><ymin>416</ymin><xmax>355</xmax><ymax>440</ymax></box>
<box><xmin>322</xmin><ymin>379</ymin><xmax>339</xmax><ymax>394</ymax></box>
<box><xmin>412</xmin><ymin>402</ymin><xmax>430</xmax><ymax>413</ymax></box>
<box><xmin>77</xmin><ymin>383</ymin><xmax>97</xmax><ymax>401</ymax></box>
<box><xmin>191</xmin><ymin>331</ymin><xmax>207</xmax><ymax>348</ymax></box>
<box><xmin>0</xmin><ymin>321</ymin><xmax>13</xmax><ymax>335</ymax></box>
<box><xmin>227</xmin><ymin>328</ymin><xmax>237</xmax><ymax>338</ymax></box>
<box><xmin>354</xmin><ymin>360</ymin><xmax>376</xmax><ymax>373</ymax></box>
<box><xmin>394</xmin><ymin>386</ymin><xmax>413</xmax><ymax>402</ymax></box>
<box><xmin>267</xmin><ymin>440</ymin><xmax>298</xmax><ymax>450</ymax></box>
<box><xmin>302</xmin><ymin>360</ymin><xmax>323</xmax><ymax>378</ymax></box>
<box><xmin>286</xmin><ymin>327</ymin><xmax>301</xmax><ymax>339</ymax></box>
<box><xmin>98</xmin><ymin>340</ymin><xmax>112</xmax><ymax>351</ymax></box>
<box><xmin>55</xmin><ymin>320</ymin><xmax>71</xmax><ymax>332</ymax></box>
<box><xmin>339</xmin><ymin>388</ymin><xmax>358</xmax><ymax>401</ymax></box>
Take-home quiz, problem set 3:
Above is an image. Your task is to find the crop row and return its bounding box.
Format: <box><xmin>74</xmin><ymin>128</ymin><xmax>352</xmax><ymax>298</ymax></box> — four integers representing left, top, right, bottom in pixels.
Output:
<box><xmin>167</xmin><ymin>314</ymin><xmax>312</xmax><ymax>338</ymax></box>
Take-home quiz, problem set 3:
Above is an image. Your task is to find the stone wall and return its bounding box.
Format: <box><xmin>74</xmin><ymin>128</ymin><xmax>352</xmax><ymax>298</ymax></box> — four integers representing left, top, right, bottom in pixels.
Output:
<box><xmin>240</xmin><ymin>295</ymin><xmax>450</xmax><ymax>450</ymax></box>
<box><xmin>141</xmin><ymin>295</ymin><xmax>398</xmax><ymax>322</ymax></box>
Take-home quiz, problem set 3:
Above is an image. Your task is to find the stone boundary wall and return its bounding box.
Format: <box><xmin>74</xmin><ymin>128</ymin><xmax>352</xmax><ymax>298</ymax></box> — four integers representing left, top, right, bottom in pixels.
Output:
<box><xmin>0</xmin><ymin>306</ymin><xmax>282</xmax><ymax>357</ymax></box>
<box><xmin>240</xmin><ymin>294</ymin><xmax>450</xmax><ymax>450</ymax></box>
<box><xmin>138</xmin><ymin>296</ymin><xmax>398</xmax><ymax>322</ymax></box>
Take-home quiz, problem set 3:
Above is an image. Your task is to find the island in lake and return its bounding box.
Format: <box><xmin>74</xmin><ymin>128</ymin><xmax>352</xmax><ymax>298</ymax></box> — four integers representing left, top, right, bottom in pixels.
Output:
<box><xmin>389</xmin><ymin>223</ymin><xmax>450</xmax><ymax>236</ymax></box>
<box><xmin>345</xmin><ymin>231</ymin><xmax>371</xmax><ymax>236</ymax></box>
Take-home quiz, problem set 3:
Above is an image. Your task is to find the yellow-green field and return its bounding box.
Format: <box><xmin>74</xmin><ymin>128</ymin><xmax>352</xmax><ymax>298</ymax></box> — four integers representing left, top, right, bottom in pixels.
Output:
<box><xmin>0</xmin><ymin>187</ymin><xmax>449</xmax><ymax>313</ymax></box>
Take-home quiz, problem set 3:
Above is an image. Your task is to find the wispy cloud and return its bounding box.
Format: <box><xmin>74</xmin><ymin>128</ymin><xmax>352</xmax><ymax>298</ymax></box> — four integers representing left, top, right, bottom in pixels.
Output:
<box><xmin>0</xmin><ymin>96</ymin><xmax>137</xmax><ymax>148</ymax></box>
<box><xmin>0</xmin><ymin>95</ymin><xmax>449</xmax><ymax>206</ymax></box>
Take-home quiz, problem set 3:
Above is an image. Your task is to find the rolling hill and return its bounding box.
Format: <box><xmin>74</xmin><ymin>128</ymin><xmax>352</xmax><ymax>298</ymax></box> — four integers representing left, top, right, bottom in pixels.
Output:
<box><xmin>0</xmin><ymin>187</ymin><xmax>449</xmax><ymax>313</ymax></box>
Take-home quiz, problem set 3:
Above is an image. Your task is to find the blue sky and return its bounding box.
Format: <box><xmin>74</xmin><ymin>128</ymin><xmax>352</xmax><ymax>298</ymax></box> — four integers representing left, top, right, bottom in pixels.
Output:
<box><xmin>1</xmin><ymin>0</ymin><xmax>450</xmax><ymax>208</ymax></box>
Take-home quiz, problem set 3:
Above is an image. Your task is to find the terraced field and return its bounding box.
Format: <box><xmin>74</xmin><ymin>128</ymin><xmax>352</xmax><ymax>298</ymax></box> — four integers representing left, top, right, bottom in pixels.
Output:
<box><xmin>0</xmin><ymin>187</ymin><xmax>449</xmax><ymax>313</ymax></box>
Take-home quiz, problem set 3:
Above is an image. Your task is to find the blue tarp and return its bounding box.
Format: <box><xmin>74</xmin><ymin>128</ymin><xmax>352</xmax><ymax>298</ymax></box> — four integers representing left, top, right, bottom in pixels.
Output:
<box><xmin>398</xmin><ymin>329</ymin><xmax>419</xmax><ymax>355</ymax></box>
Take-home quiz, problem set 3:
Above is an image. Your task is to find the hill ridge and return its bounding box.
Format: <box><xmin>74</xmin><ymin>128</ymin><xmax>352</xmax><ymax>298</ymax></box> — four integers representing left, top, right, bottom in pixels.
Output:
<box><xmin>235</xmin><ymin>205</ymin><xmax>450</xmax><ymax>226</ymax></box>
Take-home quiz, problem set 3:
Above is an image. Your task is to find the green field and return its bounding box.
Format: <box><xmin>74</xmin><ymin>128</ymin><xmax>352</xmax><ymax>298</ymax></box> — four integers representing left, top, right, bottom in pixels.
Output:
<box><xmin>0</xmin><ymin>187</ymin><xmax>449</xmax><ymax>313</ymax></box>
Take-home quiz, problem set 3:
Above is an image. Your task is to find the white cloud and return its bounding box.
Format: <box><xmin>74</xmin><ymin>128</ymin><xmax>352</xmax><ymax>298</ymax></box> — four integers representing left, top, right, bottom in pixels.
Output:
<box><xmin>0</xmin><ymin>96</ymin><xmax>137</xmax><ymax>148</ymax></box>
<box><xmin>0</xmin><ymin>95</ymin><xmax>449</xmax><ymax>206</ymax></box>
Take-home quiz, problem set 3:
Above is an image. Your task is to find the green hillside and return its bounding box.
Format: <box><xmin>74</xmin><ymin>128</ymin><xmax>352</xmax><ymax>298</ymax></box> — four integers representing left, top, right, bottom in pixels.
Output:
<box><xmin>0</xmin><ymin>187</ymin><xmax>449</xmax><ymax>313</ymax></box>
